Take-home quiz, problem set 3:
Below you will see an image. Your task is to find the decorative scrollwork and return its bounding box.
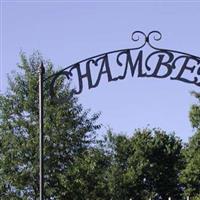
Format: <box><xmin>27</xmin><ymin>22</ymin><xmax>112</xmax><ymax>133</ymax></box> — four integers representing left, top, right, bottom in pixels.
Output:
<box><xmin>131</xmin><ymin>31</ymin><xmax>163</xmax><ymax>49</ymax></box>
<box><xmin>147</xmin><ymin>31</ymin><xmax>162</xmax><ymax>49</ymax></box>
<box><xmin>131</xmin><ymin>31</ymin><xmax>147</xmax><ymax>49</ymax></box>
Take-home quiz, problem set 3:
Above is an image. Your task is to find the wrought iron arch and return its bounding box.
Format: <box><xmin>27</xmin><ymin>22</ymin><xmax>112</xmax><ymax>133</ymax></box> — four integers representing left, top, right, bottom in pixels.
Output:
<box><xmin>44</xmin><ymin>31</ymin><xmax>200</xmax><ymax>103</ymax></box>
<box><xmin>38</xmin><ymin>31</ymin><xmax>200</xmax><ymax>200</ymax></box>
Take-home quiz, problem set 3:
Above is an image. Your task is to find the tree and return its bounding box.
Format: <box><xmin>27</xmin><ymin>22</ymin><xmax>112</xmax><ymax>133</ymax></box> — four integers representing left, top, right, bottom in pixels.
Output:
<box><xmin>0</xmin><ymin>52</ymin><xmax>101</xmax><ymax>199</ymax></box>
<box><xmin>63</xmin><ymin>146</ymin><xmax>111</xmax><ymax>200</ymax></box>
<box><xmin>106</xmin><ymin>128</ymin><xmax>183</xmax><ymax>200</ymax></box>
<box><xmin>180</xmin><ymin>92</ymin><xmax>200</xmax><ymax>199</ymax></box>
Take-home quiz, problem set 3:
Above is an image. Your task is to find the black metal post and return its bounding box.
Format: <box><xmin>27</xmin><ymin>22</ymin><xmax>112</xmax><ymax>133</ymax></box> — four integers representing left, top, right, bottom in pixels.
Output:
<box><xmin>39</xmin><ymin>62</ymin><xmax>45</xmax><ymax>200</ymax></box>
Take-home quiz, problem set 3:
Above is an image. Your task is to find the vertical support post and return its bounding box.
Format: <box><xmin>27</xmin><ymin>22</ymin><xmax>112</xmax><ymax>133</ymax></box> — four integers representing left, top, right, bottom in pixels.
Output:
<box><xmin>39</xmin><ymin>62</ymin><xmax>45</xmax><ymax>200</ymax></box>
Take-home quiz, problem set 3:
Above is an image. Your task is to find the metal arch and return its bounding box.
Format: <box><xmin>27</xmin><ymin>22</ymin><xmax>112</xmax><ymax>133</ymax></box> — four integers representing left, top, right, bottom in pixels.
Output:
<box><xmin>38</xmin><ymin>31</ymin><xmax>200</xmax><ymax>199</ymax></box>
<box><xmin>45</xmin><ymin>31</ymin><xmax>200</xmax><ymax>104</ymax></box>
<box><xmin>44</xmin><ymin>30</ymin><xmax>200</xmax><ymax>83</ymax></box>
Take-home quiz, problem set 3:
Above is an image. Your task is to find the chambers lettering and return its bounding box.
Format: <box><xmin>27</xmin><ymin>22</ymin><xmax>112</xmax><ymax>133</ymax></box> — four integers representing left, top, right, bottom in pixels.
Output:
<box><xmin>50</xmin><ymin>49</ymin><xmax>200</xmax><ymax>95</ymax></box>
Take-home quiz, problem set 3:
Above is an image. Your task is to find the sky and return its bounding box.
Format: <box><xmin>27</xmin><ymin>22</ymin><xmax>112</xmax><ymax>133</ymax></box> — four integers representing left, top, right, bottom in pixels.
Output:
<box><xmin>1</xmin><ymin>0</ymin><xmax>200</xmax><ymax>142</ymax></box>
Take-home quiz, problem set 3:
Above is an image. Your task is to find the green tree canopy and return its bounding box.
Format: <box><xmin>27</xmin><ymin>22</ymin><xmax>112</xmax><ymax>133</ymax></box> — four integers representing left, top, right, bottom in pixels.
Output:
<box><xmin>0</xmin><ymin>53</ymin><xmax>101</xmax><ymax>199</ymax></box>
<box><xmin>180</xmin><ymin>92</ymin><xmax>200</xmax><ymax>198</ymax></box>
<box><xmin>106</xmin><ymin>128</ymin><xmax>183</xmax><ymax>200</ymax></box>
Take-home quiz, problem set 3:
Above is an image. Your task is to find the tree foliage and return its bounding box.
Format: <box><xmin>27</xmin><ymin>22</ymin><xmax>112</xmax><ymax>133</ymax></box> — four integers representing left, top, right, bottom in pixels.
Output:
<box><xmin>0</xmin><ymin>53</ymin><xmax>101</xmax><ymax>199</ymax></box>
<box><xmin>106</xmin><ymin>128</ymin><xmax>183</xmax><ymax>200</ymax></box>
<box><xmin>180</xmin><ymin>92</ymin><xmax>200</xmax><ymax>199</ymax></box>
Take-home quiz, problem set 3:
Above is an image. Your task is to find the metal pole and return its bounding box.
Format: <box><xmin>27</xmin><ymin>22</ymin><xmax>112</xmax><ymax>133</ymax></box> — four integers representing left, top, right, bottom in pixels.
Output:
<box><xmin>39</xmin><ymin>62</ymin><xmax>45</xmax><ymax>200</ymax></box>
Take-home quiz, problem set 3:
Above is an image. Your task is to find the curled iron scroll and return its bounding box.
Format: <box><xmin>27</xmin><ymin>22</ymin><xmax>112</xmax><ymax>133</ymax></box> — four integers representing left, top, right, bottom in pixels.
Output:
<box><xmin>131</xmin><ymin>31</ymin><xmax>162</xmax><ymax>49</ymax></box>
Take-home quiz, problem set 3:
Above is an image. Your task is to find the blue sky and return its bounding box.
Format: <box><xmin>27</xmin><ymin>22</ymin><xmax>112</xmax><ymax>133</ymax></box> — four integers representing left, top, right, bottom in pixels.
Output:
<box><xmin>1</xmin><ymin>1</ymin><xmax>200</xmax><ymax>141</ymax></box>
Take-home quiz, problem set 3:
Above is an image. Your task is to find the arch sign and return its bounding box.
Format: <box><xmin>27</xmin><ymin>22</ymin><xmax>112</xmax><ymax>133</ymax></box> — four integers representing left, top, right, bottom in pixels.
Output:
<box><xmin>47</xmin><ymin>31</ymin><xmax>200</xmax><ymax>100</ymax></box>
<box><xmin>39</xmin><ymin>31</ymin><xmax>200</xmax><ymax>199</ymax></box>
